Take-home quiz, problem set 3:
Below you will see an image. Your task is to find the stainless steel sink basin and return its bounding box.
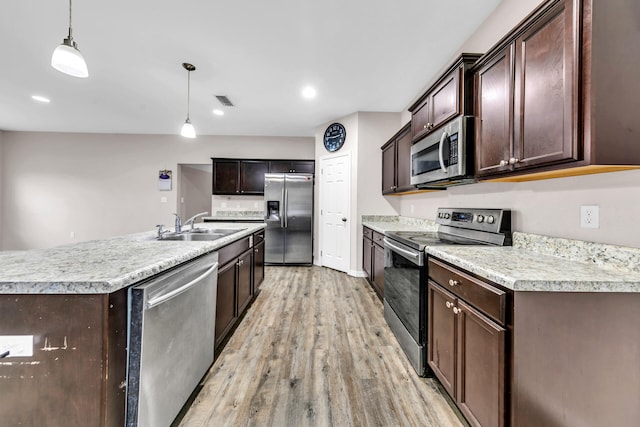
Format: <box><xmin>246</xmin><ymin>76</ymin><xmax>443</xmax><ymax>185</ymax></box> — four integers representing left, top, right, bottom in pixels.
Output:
<box><xmin>156</xmin><ymin>228</ymin><xmax>244</xmax><ymax>241</ymax></box>
<box><xmin>187</xmin><ymin>228</ymin><xmax>245</xmax><ymax>236</ymax></box>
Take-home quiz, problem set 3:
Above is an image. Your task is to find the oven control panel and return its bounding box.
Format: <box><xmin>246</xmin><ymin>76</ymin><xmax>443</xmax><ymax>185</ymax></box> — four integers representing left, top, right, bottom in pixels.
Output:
<box><xmin>436</xmin><ymin>208</ymin><xmax>511</xmax><ymax>234</ymax></box>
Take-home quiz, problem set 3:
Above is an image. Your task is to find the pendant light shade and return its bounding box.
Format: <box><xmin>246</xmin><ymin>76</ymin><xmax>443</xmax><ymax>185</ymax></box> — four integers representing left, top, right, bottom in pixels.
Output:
<box><xmin>181</xmin><ymin>119</ymin><xmax>196</xmax><ymax>139</ymax></box>
<box><xmin>181</xmin><ymin>63</ymin><xmax>196</xmax><ymax>139</ymax></box>
<box><xmin>51</xmin><ymin>0</ymin><xmax>88</xmax><ymax>78</ymax></box>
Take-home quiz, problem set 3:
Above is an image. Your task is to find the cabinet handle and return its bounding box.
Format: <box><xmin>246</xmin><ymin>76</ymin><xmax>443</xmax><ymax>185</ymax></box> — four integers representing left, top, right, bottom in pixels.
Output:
<box><xmin>448</xmin><ymin>279</ymin><xmax>460</xmax><ymax>287</ymax></box>
<box><xmin>445</xmin><ymin>301</ymin><xmax>453</xmax><ymax>309</ymax></box>
<box><xmin>452</xmin><ymin>307</ymin><xmax>461</xmax><ymax>315</ymax></box>
<box><xmin>499</xmin><ymin>160</ymin><xmax>508</xmax><ymax>167</ymax></box>
<box><xmin>509</xmin><ymin>157</ymin><xmax>520</xmax><ymax>165</ymax></box>
<box><xmin>255</xmin><ymin>248</ymin><xmax>259</xmax><ymax>253</ymax></box>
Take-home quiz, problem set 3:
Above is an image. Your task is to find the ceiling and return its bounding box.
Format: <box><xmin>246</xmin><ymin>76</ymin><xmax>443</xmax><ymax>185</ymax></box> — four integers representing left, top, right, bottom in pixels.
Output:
<box><xmin>0</xmin><ymin>0</ymin><xmax>501</xmax><ymax>137</ymax></box>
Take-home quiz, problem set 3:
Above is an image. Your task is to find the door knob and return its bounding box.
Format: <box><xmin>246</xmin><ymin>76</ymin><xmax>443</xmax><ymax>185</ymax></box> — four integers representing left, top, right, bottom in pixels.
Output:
<box><xmin>341</xmin><ymin>218</ymin><xmax>347</xmax><ymax>222</ymax></box>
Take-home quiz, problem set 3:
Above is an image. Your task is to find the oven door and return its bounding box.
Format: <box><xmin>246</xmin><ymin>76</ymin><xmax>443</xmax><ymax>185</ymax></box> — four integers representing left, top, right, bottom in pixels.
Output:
<box><xmin>410</xmin><ymin>115</ymin><xmax>469</xmax><ymax>187</ymax></box>
<box><xmin>383</xmin><ymin>238</ymin><xmax>425</xmax><ymax>348</ymax></box>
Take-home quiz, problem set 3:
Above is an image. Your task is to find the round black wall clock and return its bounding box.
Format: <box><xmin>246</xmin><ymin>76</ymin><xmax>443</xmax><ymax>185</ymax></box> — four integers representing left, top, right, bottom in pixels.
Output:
<box><xmin>323</xmin><ymin>123</ymin><xmax>346</xmax><ymax>152</ymax></box>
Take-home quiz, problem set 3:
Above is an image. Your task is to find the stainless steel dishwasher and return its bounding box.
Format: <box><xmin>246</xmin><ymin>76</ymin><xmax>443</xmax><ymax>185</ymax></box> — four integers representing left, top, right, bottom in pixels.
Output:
<box><xmin>126</xmin><ymin>251</ymin><xmax>218</xmax><ymax>427</ymax></box>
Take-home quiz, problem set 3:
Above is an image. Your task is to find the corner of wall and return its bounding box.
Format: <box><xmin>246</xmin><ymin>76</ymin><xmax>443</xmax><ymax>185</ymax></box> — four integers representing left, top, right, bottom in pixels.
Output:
<box><xmin>0</xmin><ymin>130</ymin><xmax>4</xmax><ymax>250</ymax></box>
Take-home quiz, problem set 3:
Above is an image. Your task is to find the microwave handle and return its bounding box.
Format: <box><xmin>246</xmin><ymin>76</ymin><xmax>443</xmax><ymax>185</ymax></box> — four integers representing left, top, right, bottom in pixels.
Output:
<box><xmin>438</xmin><ymin>131</ymin><xmax>449</xmax><ymax>173</ymax></box>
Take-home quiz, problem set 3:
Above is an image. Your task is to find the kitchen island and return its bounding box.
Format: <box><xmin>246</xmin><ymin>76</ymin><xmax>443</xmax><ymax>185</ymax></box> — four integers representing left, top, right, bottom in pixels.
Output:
<box><xmin>0</xmin><ymin>222</ymin><xmax>265</xmax><ymax>427</ymax></box>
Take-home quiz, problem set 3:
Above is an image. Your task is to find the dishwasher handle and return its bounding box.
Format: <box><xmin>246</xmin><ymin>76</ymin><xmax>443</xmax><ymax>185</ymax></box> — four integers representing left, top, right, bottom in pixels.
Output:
<box><xmin>146</xmin><ymin>262</ymin><xmax>218</xmax><ymax>309</ymax></box>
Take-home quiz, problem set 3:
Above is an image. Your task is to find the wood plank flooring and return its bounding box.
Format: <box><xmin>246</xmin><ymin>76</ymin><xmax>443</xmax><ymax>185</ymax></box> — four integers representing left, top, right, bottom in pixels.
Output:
<box><xmin>179</xmin><ymin>266</ymin><xmax>464</xmax><ymax>427</ymax></box>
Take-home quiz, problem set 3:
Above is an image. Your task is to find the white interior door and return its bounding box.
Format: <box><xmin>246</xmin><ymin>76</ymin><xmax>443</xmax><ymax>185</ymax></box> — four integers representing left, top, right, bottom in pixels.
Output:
<box><xmin>320</xmin><ymin>152</ymin><xmax>350</xmax><ymax>273</ymax></box>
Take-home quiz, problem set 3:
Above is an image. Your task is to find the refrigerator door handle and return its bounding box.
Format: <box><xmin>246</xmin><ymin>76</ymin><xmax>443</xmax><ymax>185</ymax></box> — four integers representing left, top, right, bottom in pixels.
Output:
<box><xmin>284</xmin><ymin>189</ymin><xmax>289</xmax><ymax>228</ymax></box>
<box><xmin>280</xmin><ymin>187</ymin><xmax>285</xmax><ymax>228</ymax></box>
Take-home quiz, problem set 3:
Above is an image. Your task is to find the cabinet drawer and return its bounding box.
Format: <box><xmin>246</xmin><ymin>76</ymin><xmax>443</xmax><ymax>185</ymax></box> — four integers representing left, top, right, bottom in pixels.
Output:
<box><xmin>253</xmin><ymin>230</ymin><xmax>265</xmax><ymax>245</ymax></box>
<box><xmin>363</xmin><ymin>226</ymin><xmax>373</xmax><ymax>240</ymax></box>
<box><xmin>372</xmin><ymin>231</ymin><xmax>385</xmax><ymax>246</ymax></box>
<box><xmin>219</xmin><ymin>237</ymin><xmax>251</xmax><ymax>266</ymax></box>
<box><xmin>428</xmin><ymin>258</ymin><xmax>505</xmax><ymax>325</ymax></box>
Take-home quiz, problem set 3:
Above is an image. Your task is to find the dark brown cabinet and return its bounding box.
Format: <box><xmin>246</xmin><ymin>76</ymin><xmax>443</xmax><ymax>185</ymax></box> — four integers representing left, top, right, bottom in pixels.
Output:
<box><xmin>474</xmin><ymin>0</ymin><xmax>640</xmax><ymax>181</ymax></box>
<box><xmin>381</xmin><ymin>123</ymin><xmax>414</xmax><ymax>194</ymax></box>
<box><xmin>428</xmin><ymin>257</ymin><xmax>509</xmax><ymax>427</ymax></box>
<box><xmin>212</xmin><ymin>159</ymin><xmax>269</xmax><ymax>195</ymax></box>
<box><xmin>0</xmin><ymin>290</ymin><xmax>128</xmax><ymax>427</ymax></box>
<box><xmin>212</xmin><ymin>158</ymin><xmax>315</xmax><ymax>195</ymax></box>
<box><xmin>215</xmin><ymin>236</ymin><xmax>253</xmax><ymax>349</ymax></box>
<box><xmin>409</xmin><ymin>54</ymin><xmax>481</xmax><ymax>142</ymax></box>
<box><xmin>269</xmin><ymin>160</ymin><xmax>315</xmax><ymax>174</ymax></box>
<box><xmin>362</xmin><ymin>226</ymin><xmax>384</xmax><ymax>298</ymax></box>
<box><xmin>253</xmin><ymin>231</ymin><xmax>265</xmax><ymax>292</ymax></box>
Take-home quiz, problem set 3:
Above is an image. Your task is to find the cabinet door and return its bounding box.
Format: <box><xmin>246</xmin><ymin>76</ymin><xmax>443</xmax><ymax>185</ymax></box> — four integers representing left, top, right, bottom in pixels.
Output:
<box><xmin>362</xmin><ymin>236</ymin><xmax>373</xmax><ymax>281</ymax></box>
<box><xmin>457</xmin><ymin>300</ymin><xmax>506</xmax><ymax>427</ymax></box>
<box><xmin>253</xmin><ymin>240</ymin><xmax>265</xmax><ymax>292</ymax></box>
<box><xmin>513</xmin><ymin>0</ymin><xmax>578</xmax><ymax>169</ymax></box>
<box><xmin>475</xmin><ymin>46</ymin><xmax>513</xmax><ymax>177</ymax></box>
<box><xmin>411</xmin><ymin>97</ymin><xmax>431</xmax><ymax>142</ymax></box>
<box><xmin>215</xmin><ymin>261</ymin><xmax>237</xmax><ymax>348</ymax></box>
<box><xmin>269</xmin><ymin>161</ymin><xmax>290</xmax><ymax>173</ymax></box>
<box><xmin>212</xmin><ymin>160</ymin><xmax>240</xmax><ymax>194</ymax></box>
<box><xmin>395</xmin><ymin>126</ymin><xmax>414</xmax><ymax>193</ymax></box>
<box><xmin>428</xmin><ymin>281</ymin><xmax>457</xmax><ymax>397</ymax></box>
<box><xmin>430</xmin><ymin>68</ymin><xmax>460</xmax><ymax>130</ymax></box>
<box><xmin>240</xmin><ymin>160</ymin><xmax>269</xmax><ymax>194</ymax></box>
<box><xmin>373</xmin><ymin>243</ymin><xmax>385</xmax><ymax>297</ymax></box>
<box><xmin>381</xmin><ymin>141</ymin><xmax>396</xmax><ymax>194</ymax></box>
<box><xmin>291</xmin><ymin>161</ymin><xmax>315</xmax><ymax>174</ymax></box>
<box><xmin>236</xmin><ymin>249</ymin><xmax>253</xmax><ymax>315</ymax></box>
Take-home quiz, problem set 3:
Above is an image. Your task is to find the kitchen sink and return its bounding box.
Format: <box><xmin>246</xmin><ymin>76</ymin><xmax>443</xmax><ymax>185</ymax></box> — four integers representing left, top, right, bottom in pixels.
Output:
<box><xmin>156</xmin><ymin>228</ymin><xmax>244</xmax><ymax>241</ymax></box>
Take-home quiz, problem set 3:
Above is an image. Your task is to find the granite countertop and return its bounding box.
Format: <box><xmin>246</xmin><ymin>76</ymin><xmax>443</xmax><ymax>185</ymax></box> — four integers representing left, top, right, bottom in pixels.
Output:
<box><xmin>0</xmin><ymin>222</ymin><xmax>265</xmax><ymax>295</ymax></box>
<box><xmin>204</xmin><ymin>210</ymin><xmax>264</xmax><ymax>222</ymax></box>
<box><xmin>362</xmin><ymin>215</ymin><xmax>437</xmax><ymax>234</ymax></box>
<box><xmin>426</xmin><ymin>232</ymin><xmax>640</xmax><ymax>293</ymax></box>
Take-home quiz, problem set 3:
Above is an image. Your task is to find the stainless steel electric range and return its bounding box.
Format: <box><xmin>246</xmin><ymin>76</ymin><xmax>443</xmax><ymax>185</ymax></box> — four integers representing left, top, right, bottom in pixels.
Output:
<box><xmin>383</xmin><ymin>208</ymin><xmax>511</xmax><ymax>376</ymax></box>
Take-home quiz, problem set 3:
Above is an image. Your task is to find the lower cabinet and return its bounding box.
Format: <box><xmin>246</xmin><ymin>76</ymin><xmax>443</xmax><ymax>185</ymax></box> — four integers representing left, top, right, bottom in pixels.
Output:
<box><xmin>253</xmin><ymin>231</ymin><xmax>265</xmax><ymax>292</ymax></box>
<box><xmin>362</xmin><ymin>226</ymin><xmax>385</xmax><ymax>298</ymax></box>
<box><xmin>428</xmin><ymin>257</ymin><xmax>509</xmax><ymax>427</ymax></box>
<box><xmin>215</xmin><ymin>230</ymin><xmax>267</xmax><ymax>351</ymax></box>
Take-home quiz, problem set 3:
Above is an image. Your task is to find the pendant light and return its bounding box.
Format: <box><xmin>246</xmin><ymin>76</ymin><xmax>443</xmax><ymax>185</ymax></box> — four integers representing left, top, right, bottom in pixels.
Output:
<box><xmin>51</xmin><ymin>0</ymin><xmax>88</xmax><ymax>78</ymax></box>
<box><xmin>180</xmin><ymin>63</ymin><xmax>196</xmax><ymax>139</ymax></box>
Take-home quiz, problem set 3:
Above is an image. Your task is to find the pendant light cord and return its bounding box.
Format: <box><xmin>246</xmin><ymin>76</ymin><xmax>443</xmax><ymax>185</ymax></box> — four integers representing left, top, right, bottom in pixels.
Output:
<box><xmin>68</xmin><ymin>0</ymin><xmax>74</xmax><ymax>39</ymax></box>
<box><xmin>186</xmin><ymin>70</ymin><xmax>191</xmax><ymax>120</ymax></box>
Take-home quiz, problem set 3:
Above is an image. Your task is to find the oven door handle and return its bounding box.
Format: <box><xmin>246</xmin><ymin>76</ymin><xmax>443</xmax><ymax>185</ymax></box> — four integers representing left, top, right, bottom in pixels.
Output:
<box><xmin>383</xmin><ymin>238</ymin><xmax>423</xmax><ymax>265</ymax></box>
<box><xmin>438</xmin><ymin>130</ymin><xmax>448</xmax><ymax>173</ymax></box>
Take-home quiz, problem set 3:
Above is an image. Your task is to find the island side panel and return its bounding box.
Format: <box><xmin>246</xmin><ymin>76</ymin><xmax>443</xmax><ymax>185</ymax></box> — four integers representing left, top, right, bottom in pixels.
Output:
<box><xmin>105</xmin><ymin>288</ymin><xmax>128</xmax><ymax>427</ymax></box>
<box><xmin>0</xmin><ymin>294</ymin><xmax>107</xmax><ymax>427</ymax></box>
<box><xmin>513</xmin><ymin>292</ymin><xmax>640</xmax><ymax>427</ymax></box>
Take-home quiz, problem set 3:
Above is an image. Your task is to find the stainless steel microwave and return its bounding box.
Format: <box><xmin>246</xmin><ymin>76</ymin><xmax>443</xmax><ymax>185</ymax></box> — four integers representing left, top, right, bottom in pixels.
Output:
<box><xmin>410</xmin><ymin>116</ymin><xmax>475</xmax><ymax>188</ymax></box>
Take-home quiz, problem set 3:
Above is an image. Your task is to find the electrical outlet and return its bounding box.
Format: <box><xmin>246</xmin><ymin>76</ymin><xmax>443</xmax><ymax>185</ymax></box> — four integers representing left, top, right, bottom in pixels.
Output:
<box><xmin>580</xmin><ymin>205</ymin><xmax>599</xmax><ymax>228</ymax></box>
<box><xmin>410</xmin><ymin>204</ymin><xmax>415</xmax><ymax>214</ymax></box>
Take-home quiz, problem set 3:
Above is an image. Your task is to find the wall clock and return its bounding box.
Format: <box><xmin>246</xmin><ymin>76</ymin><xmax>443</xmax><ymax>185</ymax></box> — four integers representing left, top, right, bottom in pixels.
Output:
<box><xmin>323</xmin><ymin>123</ymin><xmax>346</xmax><ymax>152</ymax></box>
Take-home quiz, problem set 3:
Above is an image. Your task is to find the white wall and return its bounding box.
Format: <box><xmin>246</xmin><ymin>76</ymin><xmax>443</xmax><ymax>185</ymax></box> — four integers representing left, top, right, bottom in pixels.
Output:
<box><xmin>314</xmin><ymin>112</ymin><xmax>403</xmax><ymax>273</ymax></box>
<box><xmin>0</xmin><ymin>131</ymin><xmax>4</xmax><ymax>245</ymax></box>
<box><xmin>1</xmin><ymin>132</ymin><xmax>313</xmax><ymax>250</ymax></box>
<box><xmin>392</xmin><ymin>0</ymin><xmax>640</xmax><ymax>249</ymax></box>
<box><xmin>178</xmin><ymin>164</ymin><xmax>212</xmax><ymax>221</ymax></box>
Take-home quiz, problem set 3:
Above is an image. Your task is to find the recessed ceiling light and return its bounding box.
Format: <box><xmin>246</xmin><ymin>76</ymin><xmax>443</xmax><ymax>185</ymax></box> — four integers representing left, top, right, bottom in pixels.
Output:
<box><xmin>302</xmin><ymin>86</ymin><xmax>317</xmax><ymax>99</ymax></box>
<box><xmin>32</xmin><ymin>95</ymin><xmax>51</xmax><ymax>103</ymax></box>
<box><xmin>213</xmin><ymin>109</ymin><xmax>224</xmax><ymax>116</ymax></box>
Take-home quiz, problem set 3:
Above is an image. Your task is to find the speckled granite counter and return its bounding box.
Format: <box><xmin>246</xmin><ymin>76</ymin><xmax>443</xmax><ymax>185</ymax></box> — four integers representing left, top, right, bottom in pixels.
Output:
<box><xmin>0</xmin><ymin>222</ymin><xmax>265</xmax><ymax>294</ymax></box>
<box><xmin>426</xmin><ymin>232</ymin><xmax>640</xmax><ymax>292</ymax></box>
<box><xmin>362</xmin><ymin>215</ymin><xmax>437</xmax><ymax>234</ymax></box>
<box><xmin>203</xmin><ymin>210</ymin><xmax>264</xmax><ymax>222</ymax></box>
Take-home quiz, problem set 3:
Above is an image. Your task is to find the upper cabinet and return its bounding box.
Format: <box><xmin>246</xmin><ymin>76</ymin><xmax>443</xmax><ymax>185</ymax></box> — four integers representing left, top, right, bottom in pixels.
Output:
<box><xmin>268</xmin><ymin>160</ymin><xmax>315</xmax><ymax>174</ymax></box>
<box><xmin>212</xmin><ymin>158</ymin><xmax>315</xmax><ymax>195</ymax></box>
<box><xmin>409</xmin><ymin>54</ymin><xmax>481</xmax><ymax>143</ymax></box>
<box><xmin>382</xmin><ymin>123</ymin><xmax>414</xmax><ymax>194</ymax></box>
<box><xmin>474</xmin><ymin>0</ymin><xmax>640</xmax><ymax>181</ymax></box>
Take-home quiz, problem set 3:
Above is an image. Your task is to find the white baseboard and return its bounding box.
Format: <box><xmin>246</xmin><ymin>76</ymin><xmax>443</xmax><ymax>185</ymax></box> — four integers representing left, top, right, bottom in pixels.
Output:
<box><xmin>349</xmin><ymin>269</ymin><xmax>367</xmax><ymax>278</ymax></box>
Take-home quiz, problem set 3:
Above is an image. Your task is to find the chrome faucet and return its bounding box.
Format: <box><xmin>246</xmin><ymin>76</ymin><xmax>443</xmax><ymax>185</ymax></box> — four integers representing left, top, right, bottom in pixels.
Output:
<box><xmin>183</xmin><ymin>211</ymin><xmax>209</xmax><ymax>231</ymax></box>
<box><xmin>173</xmin><ymin>213</ymin><xmax>182</xmax><ymax>233</ymax></box>
<box><xmin>156</xmin><ymin>224</ymin><xmax>170</xmax><ymax>239</ymax></box>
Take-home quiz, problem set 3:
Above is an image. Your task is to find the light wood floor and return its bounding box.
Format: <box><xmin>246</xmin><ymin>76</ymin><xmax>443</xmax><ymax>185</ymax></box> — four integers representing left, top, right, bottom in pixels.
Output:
<box><xmin>179</xmin><ymin>266</ymin><xmax>465</xmax><ymax>427</ymax></box>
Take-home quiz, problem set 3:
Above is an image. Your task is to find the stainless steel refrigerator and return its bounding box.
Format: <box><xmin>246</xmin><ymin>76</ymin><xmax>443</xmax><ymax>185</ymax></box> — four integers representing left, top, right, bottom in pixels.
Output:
<box><xmin>264</xmin><ymin>173</ymin><xmax>313</xmax><ymax>265</ymax></box>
